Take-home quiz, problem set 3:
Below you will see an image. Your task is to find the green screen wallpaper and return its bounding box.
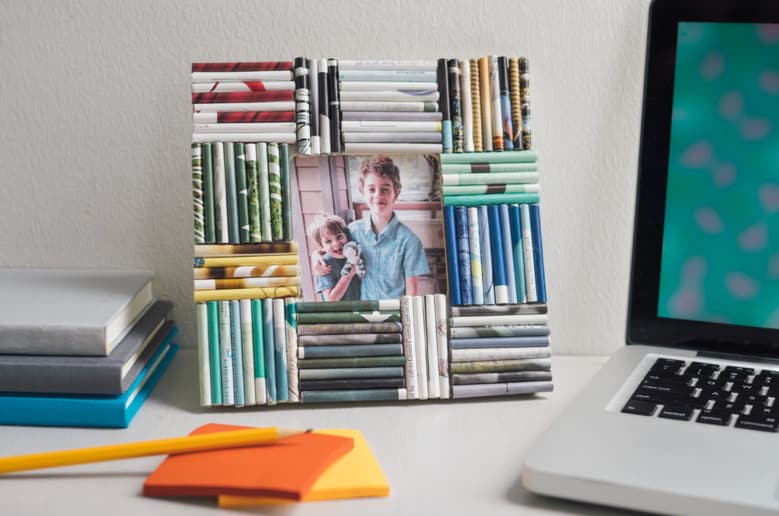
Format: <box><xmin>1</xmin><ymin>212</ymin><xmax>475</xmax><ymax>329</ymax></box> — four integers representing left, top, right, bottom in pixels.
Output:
<box><xmin>658</xmin><ymin>22</ymin><xmax>779</xmax><ymax>329</ymax></box>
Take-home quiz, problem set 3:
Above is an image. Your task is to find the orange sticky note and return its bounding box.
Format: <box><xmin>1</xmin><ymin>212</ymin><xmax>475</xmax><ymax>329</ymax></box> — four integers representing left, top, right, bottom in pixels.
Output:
<box><xmin>142</xmin><ymin>423</ymin><xmax>353</xmax><ymax>500</ymax></box>
<box><xmin>217</xmin><ymin>429</ymin><xmax>389</xmax><ymax>507</ymax></box>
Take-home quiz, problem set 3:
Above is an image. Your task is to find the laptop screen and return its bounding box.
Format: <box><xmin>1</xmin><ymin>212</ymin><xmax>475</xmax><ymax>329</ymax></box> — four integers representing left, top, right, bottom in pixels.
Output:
<box><xmin>656</xmin><ymin>22</ymin><xmax>779</xmax><ymax>331</ymax></box>
<box><xmin>629</xmin><ymin>2</ymin><xmax>779</xmax><ymax>355</ymax></box>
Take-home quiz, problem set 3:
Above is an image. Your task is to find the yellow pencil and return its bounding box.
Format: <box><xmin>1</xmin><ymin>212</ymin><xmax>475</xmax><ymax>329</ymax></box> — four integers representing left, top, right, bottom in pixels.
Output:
<box><xmin>0</xmin><ymin>427</ymin><xmax>306</xmax><ymax>475</ymax></box>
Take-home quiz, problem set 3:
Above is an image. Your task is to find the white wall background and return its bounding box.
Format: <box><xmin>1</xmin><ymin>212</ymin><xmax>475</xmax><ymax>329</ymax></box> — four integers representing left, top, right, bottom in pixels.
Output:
<box><xmin>0</xmin><ymin>0</ymin><xmax>651</xmax><ymax>355</ymax></box>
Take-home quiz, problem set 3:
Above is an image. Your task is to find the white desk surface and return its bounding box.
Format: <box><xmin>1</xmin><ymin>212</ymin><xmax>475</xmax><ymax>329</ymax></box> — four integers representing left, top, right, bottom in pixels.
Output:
<box><xmin>0</xmin><ymin>351</ymin><xmax>627</xmax><ymax>516</ymax></box>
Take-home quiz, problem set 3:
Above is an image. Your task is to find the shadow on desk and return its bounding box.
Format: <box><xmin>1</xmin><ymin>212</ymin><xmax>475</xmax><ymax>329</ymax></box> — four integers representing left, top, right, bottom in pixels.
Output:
<box><xmin>506</xmin><ymin>476</ymin><xmax>653</xmax><ymax>515</ymax></box>
<box><xmin>2</xmin><ymin>472</ymin><xmax>147</xmax><ymax>480</ymax></box>
<box><xmin>150</xmin><ymin>349</ymin><xmax>555</xmax><ymax>414</ymax></box>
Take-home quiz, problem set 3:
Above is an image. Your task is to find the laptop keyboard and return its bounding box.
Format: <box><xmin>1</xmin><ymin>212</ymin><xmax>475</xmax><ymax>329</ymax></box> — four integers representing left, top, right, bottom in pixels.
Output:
<box><xmin>622</xmin><ymin>358</ymin><xmax>779</xmax><ymax>432</ymax></box>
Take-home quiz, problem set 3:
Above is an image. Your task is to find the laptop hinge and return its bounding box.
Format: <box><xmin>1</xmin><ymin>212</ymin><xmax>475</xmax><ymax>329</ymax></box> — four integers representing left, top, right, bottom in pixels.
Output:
<box><xmin>696</xmin><ymin>350</ymin><xmax>779</xmax><ymax>366</ymax></box>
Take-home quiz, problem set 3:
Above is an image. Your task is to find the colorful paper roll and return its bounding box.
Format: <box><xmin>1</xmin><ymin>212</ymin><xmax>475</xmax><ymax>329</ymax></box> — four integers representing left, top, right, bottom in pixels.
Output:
<box><xmin>450</xmin><ymin>336</ymin><xmax>550</xmax><ymax>349</ymax></box>
<box><xmin>191</xmin><ymin>91</ymin><xmax>294</xmax><ymax>104</ymax></box>
<box><xmin>297</xmin><ymin>322</ymin><xmax>403</xmax><ymax>336</ymax></box>
<box><xmin>297</xmin><ymin>333</ymin><xmax>403</xmax><ymax>346</ymax></box>
<box><xmin>267</xmin><ymin>143</ymin><xmax>283</xmax><ymax>241</ymax></box>
<box><xmin>300</xmin><ymin>388</ymin><xmax>408</xmax><ymax>403</ymax></box>
<box><xmin>194</xmin><ymin>286</ymin><xmax>299</xmax><ymax>303</ymax></box>
<box><xmin>244</xmin><ymin>143</ymin><xmax>261</xmax><ymax>242</ymax></box>
<box><xmin>455</xmin><ymin>206</ymin><xmax>472</xmax><ymax>305</ymax></box>
<box><xmin>449</xmin><ymin>325</ymin><xmax>550</xmax><ymax>339</ymax></box>
<box><xmin>233</xmin><ymin>142</ymin><xmax>250</xmax><ymax>243</ymax></box>
<box><xmin>470</xmin><ymin>58</ymin><xmax>482</xmax><ymax>152</ymax></box>
<box><xmin>478</xmin><ymin>205</ymin><xmax>495</xmax><ymax>304</ymax></box>
<box><xmin>460</xmin><ymin>59</ymin><xmax>474</xmax><ymax>153</ymax></box>
<box><xmin>203</xmin><ymin>143</ymin><xmax>216</xmax><ymax>243</ymax></box>
<box><xmin>440</xmin><ymin>150</ymin><xmax>538</xmax><ymax>164</ymax></box>
<box><xmin>442</xmin><ymin>193</ymin><xmax>540</xmax><ymax>206</ymax></box>
<box><xmin>192</xmin><ymin>143</ymin><xmax>205</xmax><ymax>244</ymax></box>
<box><xmin>192</xmin><ymin>62</ymin><xmax>294</xmax><ymax>72</ymax></box>
<box><xmin>467</xmin><ymin>207</ymin><xmax>484</xmax><ymax>304</ymax></box>
<box><xmin>296</xmin><ymin>311</ymin><xmax>402</xmax><ymax>325</ymax></box>
<box><xmin>443</xmin><ymin>205</ymin><xmax>462</xmax><ymax>305</ymax></box>
<box><xmin>193</xmin><ymin>264</ymin><xmax>300</xmax><ymax>279</ymax></box>
<box><xmin>223</xmin><ymin>143</ymin><xmax>239</xmax><ymax>243</ymax></box>
<box><xmin>296</xmin><ymin>299</ymin><xmax>400</xmax><ymax>313</ymax></box>
<box><xmin>294</xmin><ymin>57</ymin><xmax>312</xmax><ymax>155</ymax></box>
<box><xmin>193</xmin><ymin>111</ymin><xmax>295</xmax><ymax>123</ymax></box>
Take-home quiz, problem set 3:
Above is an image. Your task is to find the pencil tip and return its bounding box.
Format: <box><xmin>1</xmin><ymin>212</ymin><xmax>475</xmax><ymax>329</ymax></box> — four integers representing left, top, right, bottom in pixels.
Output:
<box><xmin>277</xmin><ymin>428</ymin><xmax>311</xmax><ymax>438</ymax></box>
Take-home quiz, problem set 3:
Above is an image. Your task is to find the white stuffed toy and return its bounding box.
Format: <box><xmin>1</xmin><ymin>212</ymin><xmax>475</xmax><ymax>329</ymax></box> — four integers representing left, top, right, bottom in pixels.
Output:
<box><xmin>341</xmin><ymin>241</ymin><xmax>366</xmax><ymax>278</ymax></box>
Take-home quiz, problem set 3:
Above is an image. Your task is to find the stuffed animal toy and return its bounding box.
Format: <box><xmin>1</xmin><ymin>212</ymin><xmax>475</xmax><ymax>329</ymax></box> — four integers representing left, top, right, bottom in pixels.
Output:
<box><xmin>341</xmin><ymin>241</ymin><xmax>366</xmax><ymax>278</ymax></box>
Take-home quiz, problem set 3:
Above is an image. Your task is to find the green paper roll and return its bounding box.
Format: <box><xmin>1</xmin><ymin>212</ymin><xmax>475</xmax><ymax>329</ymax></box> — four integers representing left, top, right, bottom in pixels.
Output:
<box><xmin>443</xmin><ymin>193</ymin><xmax>540</xmax><ymax>206</ymax></box>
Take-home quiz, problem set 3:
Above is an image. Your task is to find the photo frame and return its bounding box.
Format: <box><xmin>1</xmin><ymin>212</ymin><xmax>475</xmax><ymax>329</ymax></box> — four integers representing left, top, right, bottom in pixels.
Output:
<box><xmin>191</xmin><ymin>57</ymin><xmax>551</xmax><ymax>407</ymax></box>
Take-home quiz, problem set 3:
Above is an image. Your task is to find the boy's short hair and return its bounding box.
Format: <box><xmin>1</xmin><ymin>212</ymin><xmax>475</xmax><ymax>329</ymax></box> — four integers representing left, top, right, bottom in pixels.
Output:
<box><xmin>307</xmin><ymin>213</ymin><xmax>348</xmax><ymax>247</ymax></box>
<box><xmin>358</xmin><ymin>155</ymin><xmax>402</xmax><ymax>195</ymax></box>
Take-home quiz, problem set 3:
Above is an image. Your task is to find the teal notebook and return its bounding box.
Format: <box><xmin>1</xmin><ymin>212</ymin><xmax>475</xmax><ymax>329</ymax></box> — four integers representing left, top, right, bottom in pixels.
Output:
<box><xmin>0</xmin><ymin>329</ymin><xmax>178</xmax><ymax>428</ymax></box>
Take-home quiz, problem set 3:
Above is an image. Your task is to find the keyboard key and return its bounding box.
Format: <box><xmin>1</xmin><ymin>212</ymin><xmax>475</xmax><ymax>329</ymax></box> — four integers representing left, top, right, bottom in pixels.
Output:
<box><xmin>731</xmin><ymin>382</ymin><xmax>758</xmax><ymax>394</ymax></box>
<box><xmin>646</xmin><ymin>371</ymin><xmax>681</xmax><ymax>383</ymax></box>
<box><xmin>638</xmin><ymin>380</ymin><xmax>694</xmax><ymax>396</ymax></box>
<box><xmin>658</xmin><ymin>404</ymin><xmax>694</xmax><ymax>421</ymax></box>
<box><xmin>654</xmin><ymin>358</ymin><xmax>685</xmax><ymax>367</ymax></box>
<box><xmin>684</xmin><ymin>395</ymin><xmax>708</xmax><ymax>409</ymax></box>
<box><xmin>763</xmin><ymin>384</ymin><xmax>779</xmax><ymax>397</ymax></box>
<box><xmin>755</xmin><ymin>370</ymin><xmax>779</xmax><ymax>385</ymax></box>
<box><xmin>717</xmin><ymin>400</ymin><xmax>747</xmax><ymax>415</ymax></box>
<box><xmin>750</xmin><ymin>406</ymin><xmax>779</xmax><ymax>418</ymax></box>
<box><xmin>734</xmin><ymin>393</ymin><xmax>769</xmax><ymax>408</ymax></box>
<box><xmin>734</xmin><ymin>415</ymin><xmax>779</xmax><ymax>432</ymax></box>
<box><xmin>650</xmin><ymin>359</ymin><xmax>685</xmax><ymax>375</ymax></box>
<box><xmin>722</xmin><ymin>365</ymin><xmax>755</xmax><ymax>375</ymax></box>
<box><xmin>697</xmin><ymin>387</ymin><xmax>729</xmax><ymax>401</ymax></box>
<box><xmin>698</xmin><ymin>378</ymin><xmax>729</xmax><ymax>390</ymax></box>
<box><xmin>720</xmin><ymin>366</ymin><xmax>753</xmax><ymax>383</ymax></box>
<box><xmin>633</xmin><ymin>388</ymin><xmax>686</xmax><ymax>405</ymax></box>
<box><xmin>622</xmin><ymin>399</ymin><xmax>657</xmax><ymax>416</ymax></box>
<box><xmin>696</xmin><ymin>409</ymin><xmax>733</xmax><ymax>426</ymax></box>
<box><xmin>684</xmin><ymin>362</ymin><xmax>719</xmax><ymax>379</ymax></box>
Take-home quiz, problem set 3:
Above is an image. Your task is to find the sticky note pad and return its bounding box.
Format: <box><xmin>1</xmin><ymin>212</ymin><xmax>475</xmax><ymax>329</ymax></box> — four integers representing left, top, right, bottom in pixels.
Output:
<box><xmin>217</xmin><ymin>429</ymin><xmax>389</xmax><ymax>506</ymax></box>
<box><xmin>142</xmin><ymin>423</ymin><xmax>353</xmax><ymax>500</ymax></box>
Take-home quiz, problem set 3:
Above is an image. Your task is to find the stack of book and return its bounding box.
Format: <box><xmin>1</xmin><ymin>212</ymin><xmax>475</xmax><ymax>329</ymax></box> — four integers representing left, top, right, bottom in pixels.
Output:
<box><xmin>0</xmin><ymin>269</ymin><xmax>178</xmax><ymax>427</ymax></box>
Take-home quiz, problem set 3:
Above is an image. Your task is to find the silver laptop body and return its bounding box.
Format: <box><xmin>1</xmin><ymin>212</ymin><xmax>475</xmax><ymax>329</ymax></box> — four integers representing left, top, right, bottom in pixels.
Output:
<box><xmin>522</xmin><ymin>0</ymin><xmax>779</xmax><ymax>514</ymax></box>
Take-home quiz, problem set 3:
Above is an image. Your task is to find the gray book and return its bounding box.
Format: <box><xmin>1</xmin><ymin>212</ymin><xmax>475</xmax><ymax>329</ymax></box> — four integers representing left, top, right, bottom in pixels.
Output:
<box><xmin>0</xmin><ymin>301</ymin><xmax>173</xmax><ymax>395</ymax></box>
<box><xmin>0</xmin><ymin>268</ymin><xmax>153</xmax><ymax>356</ymax></box>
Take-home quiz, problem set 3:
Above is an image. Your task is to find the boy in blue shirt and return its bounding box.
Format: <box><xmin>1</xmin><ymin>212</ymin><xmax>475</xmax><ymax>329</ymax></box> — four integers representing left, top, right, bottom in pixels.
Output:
<box><xmin>348</xmin><ymin>155</ymin><xmax>429</xmax><ymax>299</ymax></box>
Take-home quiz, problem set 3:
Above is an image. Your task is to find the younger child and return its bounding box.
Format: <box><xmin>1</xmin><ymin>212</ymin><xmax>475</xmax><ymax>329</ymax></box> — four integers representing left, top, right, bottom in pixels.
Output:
<box><xmin>307</xmin><ymin>213</ymin><xmax>362</xmax><ymax>301</ymax></box>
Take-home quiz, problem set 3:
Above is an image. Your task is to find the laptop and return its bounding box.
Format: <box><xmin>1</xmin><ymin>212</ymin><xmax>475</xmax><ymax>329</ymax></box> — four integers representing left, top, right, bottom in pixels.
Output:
<box><xmin>521</xmin><ymin>0</ymin><xmax>779</xmax><ymax>514</ymax></box>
